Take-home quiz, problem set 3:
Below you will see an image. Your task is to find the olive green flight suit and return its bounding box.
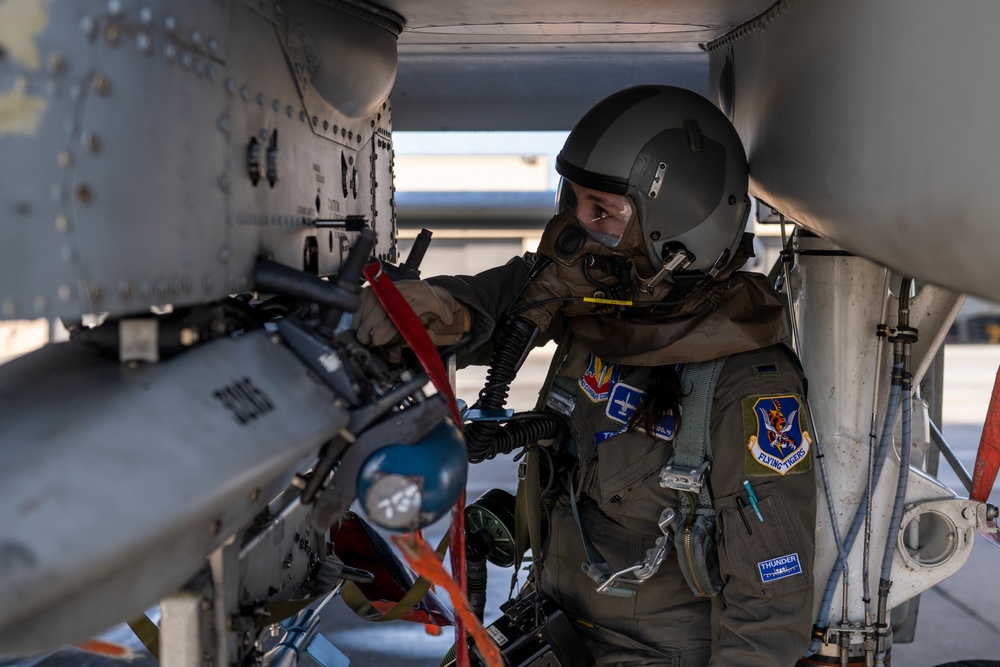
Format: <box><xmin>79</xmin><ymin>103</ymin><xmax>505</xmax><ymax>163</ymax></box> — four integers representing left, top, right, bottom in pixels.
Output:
<box><xmin>430</xmin><ymin>257</ymin><xmax>817</xmax><ymax>667</ymax></box>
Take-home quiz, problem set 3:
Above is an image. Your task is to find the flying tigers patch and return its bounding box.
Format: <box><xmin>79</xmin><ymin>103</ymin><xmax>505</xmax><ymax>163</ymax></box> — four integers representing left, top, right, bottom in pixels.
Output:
<box><xmin>579</xmin><ymin>354</ymin><xmax>621</xmax><ymax>402</ymax></box>
<box><xmin>743</xmin><ymin>394</ymin><xmax>813</xmax><ymax>476</ymax></box>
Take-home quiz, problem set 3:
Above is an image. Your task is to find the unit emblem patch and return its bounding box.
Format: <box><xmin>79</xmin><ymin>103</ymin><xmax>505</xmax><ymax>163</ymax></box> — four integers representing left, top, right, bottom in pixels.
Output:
<box><xmin>744</xmin><ymin>394</ymin><xmax>812</xmax><ymax>475</ymax></box>
<box><xmin>601</xmin><ymin>382</ymin><xmax>675</xmax><ymax>442</ymax></box>
<box><xmin>579</xmin><ymin>354</ymin><xmax>621</xmax><ymax>402</ymax></box>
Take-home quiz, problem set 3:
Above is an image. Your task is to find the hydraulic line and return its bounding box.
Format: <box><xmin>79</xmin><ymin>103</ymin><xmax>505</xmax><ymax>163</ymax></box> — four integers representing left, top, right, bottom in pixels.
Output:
<box><xmin>775</xmin><ymin>223</ymin><xmax>849</xmax><ymax>657</ymax></box>
<box><xmin>776</xmin><ymin>219</ymin><xmax>851</xmax><ymax>653</ymax></box>
<box><xmin>779</xmin><ymin>216</ymin><xmax>802</xmax><ymax>357</ymax></box>
<box><xmin>809</xmin><ymin>361</ymin><xmax>903</xmax><ymax>655</ymax></box>
<box><xmin>863</xmin><ymin>269</ymin><xmax>892</xmax><ymax>625</ymax></box>
<box><xmin>875</xmin><ymin>376</ymin><xmax>910</xmax><ymax>666</ymax></box>
<box><xmin>875</xmin><ymin>278</ymin><xmax>915</xmax><ymax>665</ymax></box>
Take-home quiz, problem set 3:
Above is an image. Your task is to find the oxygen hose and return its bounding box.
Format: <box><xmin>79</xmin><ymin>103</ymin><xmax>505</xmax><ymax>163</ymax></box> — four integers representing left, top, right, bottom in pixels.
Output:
<box><xmin>466</xmin><ymin>530</ymin><xmax>493</xmax><ymax>620</ymax></box>
<box><xmin>465</xmin><ymin>315</ymin><xmax>563</xmax><ymax>463</ymax></box>
<box><xmin>438</xmin><ymin>529</ymin><xmax>489</xmax><ymax>667</ymax></box>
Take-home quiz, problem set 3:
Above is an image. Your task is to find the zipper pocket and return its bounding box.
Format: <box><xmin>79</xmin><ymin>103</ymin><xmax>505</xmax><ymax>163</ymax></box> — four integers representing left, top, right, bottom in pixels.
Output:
<box><xmin>609</xmin><ymin>467</ymin><xmax>659</xmax><ymax>508</ymax></box>
<box><xmin>684</xmin><ymin>519</ymin><xmax>708</xmax><ymax>597</ymax></box>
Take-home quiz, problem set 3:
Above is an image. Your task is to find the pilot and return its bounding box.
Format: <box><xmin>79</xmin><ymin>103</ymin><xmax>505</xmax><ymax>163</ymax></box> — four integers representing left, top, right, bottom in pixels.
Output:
<box><xmin>356</xmin><ymin>85</ymin><xmax>817</xmax><ymax>667</ymax></box>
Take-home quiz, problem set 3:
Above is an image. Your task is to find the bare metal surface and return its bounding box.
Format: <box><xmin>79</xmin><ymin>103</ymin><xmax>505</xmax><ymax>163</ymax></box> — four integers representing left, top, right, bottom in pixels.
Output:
<box><xmin>0</xmin><ymin>0</ymin><xmax>395</xmax><ymax>322</ymax></box>
<box><xmin>0</xmin><ymin>331</ymin><xmax>346</xmax><ymax>653</ymax></box>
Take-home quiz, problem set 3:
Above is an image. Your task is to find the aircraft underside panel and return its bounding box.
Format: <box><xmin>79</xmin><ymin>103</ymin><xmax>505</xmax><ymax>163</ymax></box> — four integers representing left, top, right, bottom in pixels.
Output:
<box><xmin>708</xmin><ymin>0</ymin><xmax>1000</xmax><ymax>303</ymax></box>
<box><xmin>0</xmin><ymin>0</ymin><xmax>400</xmax><ymax>323</ymax></box>
<box><xmin>0</xmin><ymin>330</ymin><xmax>349</xmax><ymax>654</ymax></box>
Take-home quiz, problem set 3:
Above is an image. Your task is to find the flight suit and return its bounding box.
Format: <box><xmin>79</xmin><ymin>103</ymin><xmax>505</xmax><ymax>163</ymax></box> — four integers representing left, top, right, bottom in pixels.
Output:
<box><xmin>540</xmin><ymin>340</ymin><xmax>816</xmax><ymax>667</ymax></box>
<box><xmin>429</xmin><ymin>256</ymin><xmax>817</xmax><ymax>667</ymax></box>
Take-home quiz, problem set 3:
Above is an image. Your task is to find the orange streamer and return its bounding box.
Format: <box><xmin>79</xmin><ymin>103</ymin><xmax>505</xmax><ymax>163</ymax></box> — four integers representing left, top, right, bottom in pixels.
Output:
<box><xmin>75</xmin><ymin>640</ymin><xmax>137</xmax><ymax>660</ymax></box>
<box><xmin>393</xmin><ymin>533</ymin><xmax>504</xmax><ymax>667</ymax></box>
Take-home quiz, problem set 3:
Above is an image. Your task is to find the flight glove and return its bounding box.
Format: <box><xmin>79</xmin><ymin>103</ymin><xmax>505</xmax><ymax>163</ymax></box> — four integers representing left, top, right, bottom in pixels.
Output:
<box><xmin>354</xmin><ymin>280</ymin><xmax>472</xmax><ymax>349</ymax></box>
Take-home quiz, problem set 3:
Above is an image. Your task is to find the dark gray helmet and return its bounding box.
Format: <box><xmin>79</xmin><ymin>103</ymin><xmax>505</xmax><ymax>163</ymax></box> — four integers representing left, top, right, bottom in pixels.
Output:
<box><xmin>556</xmin><ymin>85</ymin><xmax>750</xmax><ymax>280</ymax></box>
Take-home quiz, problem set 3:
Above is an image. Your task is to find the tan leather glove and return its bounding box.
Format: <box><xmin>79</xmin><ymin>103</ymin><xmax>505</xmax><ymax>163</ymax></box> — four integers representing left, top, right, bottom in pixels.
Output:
<box><xmin>354</xmin><ymin>280</ymin><xmax>472</xmax><ymax>349</ymax></box>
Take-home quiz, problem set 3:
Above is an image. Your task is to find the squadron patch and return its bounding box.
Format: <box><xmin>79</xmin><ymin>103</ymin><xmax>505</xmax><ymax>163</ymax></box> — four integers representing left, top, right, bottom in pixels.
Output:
<box><xmin>579</xmin><ymin>354</ymin><xmax>621</xmax><ymax>403</ymax></box>
<box><xmin>603</xmin><ymin>382</ymin><xmax>675</xmax><ymax>442</ymax></box>
<box><xmin>743</xmin><ymin>394</ymin><xmax>812</xmax><ymax>476</ymax></box>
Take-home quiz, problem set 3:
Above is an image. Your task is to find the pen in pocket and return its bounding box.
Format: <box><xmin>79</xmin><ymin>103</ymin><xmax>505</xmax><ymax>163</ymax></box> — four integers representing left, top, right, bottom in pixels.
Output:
<box><xmin>742</xmin><ymin>479</ymin><xmax>765</xmax><ymax>522</ymax></box>
<box><xmin>735</xmin><ymin>496</ymin><xmax>753</xmax><ymax>535</ymax></box>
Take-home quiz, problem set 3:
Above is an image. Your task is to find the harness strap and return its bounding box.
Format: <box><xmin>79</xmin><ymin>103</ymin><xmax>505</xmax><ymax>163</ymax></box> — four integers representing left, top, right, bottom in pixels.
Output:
<box><xmin>666</xmin><ymin>357</ymin><xmax>729</xmax><ymax>510</ymax></box>
<box><xmin>126</xmin><ymin>614</ymin><xmax>160</xmax><ymax>659</ymax></box>
<box><xmin>339</xmin><ymin>532</ymin><xmax>452</xmax><ymax>623</ymax></box>
<box><xmin>513</xmin><ymin>325</ymin><xmax>574</xmax><ymax>587</ymax></box>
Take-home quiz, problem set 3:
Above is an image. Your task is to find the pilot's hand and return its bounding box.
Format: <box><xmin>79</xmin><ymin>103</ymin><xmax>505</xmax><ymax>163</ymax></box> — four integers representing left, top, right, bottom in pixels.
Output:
<box><xmin>355</xmin><ymin>280</ymin><xmax>472</xmax><ymax>349</ymax></box>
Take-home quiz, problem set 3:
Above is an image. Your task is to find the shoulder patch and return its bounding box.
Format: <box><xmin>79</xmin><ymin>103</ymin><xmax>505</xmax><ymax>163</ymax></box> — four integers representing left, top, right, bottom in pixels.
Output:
<box><xmin>605</xmin><ymin>383</ymin><xmax>675</xmax><ymax>441</ymax></box>
<box><xmin>743</xmin><ymin>394</ymin><xmax>813</xmax><ymax>476</ymax></box>
<box><xmin>579</xmin><ymin>354</ymin><xmax>621</xmax><ymax>403</ymax></box>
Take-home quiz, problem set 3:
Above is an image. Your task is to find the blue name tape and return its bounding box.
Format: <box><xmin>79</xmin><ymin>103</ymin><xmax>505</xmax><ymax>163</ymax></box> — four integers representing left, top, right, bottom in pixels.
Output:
<box><xmin>757</xmin><ymin>553</ymin><xmax>802</xmax><ymax>583</ymax></box>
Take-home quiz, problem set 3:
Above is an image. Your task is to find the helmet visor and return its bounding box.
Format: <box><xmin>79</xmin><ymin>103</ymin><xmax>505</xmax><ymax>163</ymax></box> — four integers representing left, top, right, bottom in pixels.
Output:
<box><xmin>557</xmin><ymin>179</ymin><xmax>634</xmax><ymax>248</ymax></box>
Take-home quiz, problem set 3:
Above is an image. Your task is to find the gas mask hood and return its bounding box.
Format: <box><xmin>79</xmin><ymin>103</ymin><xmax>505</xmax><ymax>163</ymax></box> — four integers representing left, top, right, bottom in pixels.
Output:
<box><xmin>515</xmin><ymin>208</ymin><xmax>788</xmax><ymax>365</ymax></box>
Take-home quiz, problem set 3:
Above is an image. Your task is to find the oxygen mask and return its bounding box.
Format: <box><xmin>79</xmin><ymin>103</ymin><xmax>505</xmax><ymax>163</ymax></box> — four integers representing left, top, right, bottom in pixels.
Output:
<box><xmin>513</xmin><ymin>199</ymin><xmax>676</xmax><ymax>334</ymax></box>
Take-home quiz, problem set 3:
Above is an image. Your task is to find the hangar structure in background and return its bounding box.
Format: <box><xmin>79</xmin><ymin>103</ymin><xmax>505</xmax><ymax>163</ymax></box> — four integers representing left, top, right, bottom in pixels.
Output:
<box><xmin>1</xmin><ymin>1</ymin><xmax>999</xmax><ymax>666</ymax></box>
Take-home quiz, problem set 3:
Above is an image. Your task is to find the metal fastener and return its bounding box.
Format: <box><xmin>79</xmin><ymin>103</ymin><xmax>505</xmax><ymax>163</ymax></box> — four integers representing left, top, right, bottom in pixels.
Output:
<box><xmin>75</xmin><ymin>184</ymin><xmax>92</xmax><ymax>203</ymax></box>
<box><xmin>80</xmin><ymin>16</ymin><xmax>96</xmax><ymax>39</ymax></box>
<box><xmin>84</xmin><ymin>132</ymin><xmax>101</xmax><ymax>153</ymax></box>
<box><xmin>47</xmin><ymin>52</ymin><xmax>66</xmax><ymax>75</ymax></box>
<box><xmin>92</xmin><ymin>74</ymin><xmax>111</xmax><ymax>95</ymax></box>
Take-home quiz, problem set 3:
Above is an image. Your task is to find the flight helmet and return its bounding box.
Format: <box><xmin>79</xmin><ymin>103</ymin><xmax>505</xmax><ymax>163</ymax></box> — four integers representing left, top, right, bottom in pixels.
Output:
<box><xmin>555</xmin><ymin>85</ymin><xmax>750</xmax><ymax>281</ymax></box>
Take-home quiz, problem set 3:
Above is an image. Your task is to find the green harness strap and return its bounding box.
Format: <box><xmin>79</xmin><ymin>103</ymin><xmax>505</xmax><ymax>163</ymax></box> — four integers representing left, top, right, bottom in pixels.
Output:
<box><xmin>512</xmin><ymin>326</ymin><xmax>574</xmax><ymax>587</ymax></box>
<box><xmin>661</xmin><ymin>356</ymin><xmax>729</xmax><ymax>510</ymax></box>
<box><xmin>339</xmin><ymin>531</ymin><xmax>451</xmax><ymax>623</ymax></box>
<box><xmin>126</xmin><ymin>614</ymin><xmax>160</xmax><ymax>659</ymax></box>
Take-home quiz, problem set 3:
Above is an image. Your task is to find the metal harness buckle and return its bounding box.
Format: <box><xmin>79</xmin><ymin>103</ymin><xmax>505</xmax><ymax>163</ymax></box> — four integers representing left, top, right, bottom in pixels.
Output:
<box><xmin>545</xmin><ymin>385</ymin><xmax>576</xmax><ymax>419</ymax></box>
<box><xmin>584</xmin><ymin>507</ymin><xmax>677</xmax><ymax>598</ymax></box>
<box><xmin>659</xmin><ymin>459</ymin><xmax>710</xmax><ymax>493</ymax></box>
